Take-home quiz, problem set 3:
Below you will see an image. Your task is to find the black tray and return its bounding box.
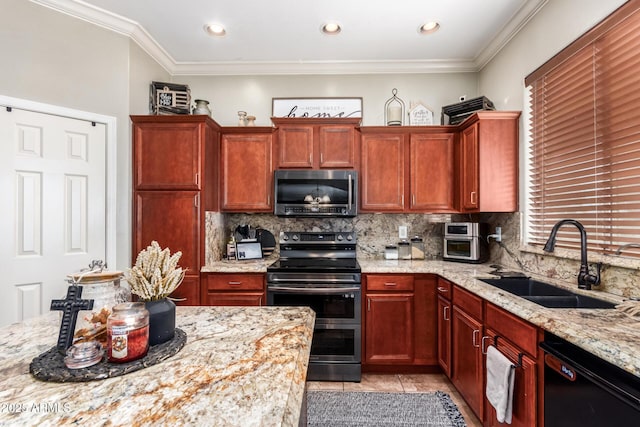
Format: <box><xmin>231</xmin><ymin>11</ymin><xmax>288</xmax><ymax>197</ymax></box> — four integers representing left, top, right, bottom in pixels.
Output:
<box><xmin>29</xmin><ymin>328</ymin><xmax>187</xmax><ymax>382</ymax></box>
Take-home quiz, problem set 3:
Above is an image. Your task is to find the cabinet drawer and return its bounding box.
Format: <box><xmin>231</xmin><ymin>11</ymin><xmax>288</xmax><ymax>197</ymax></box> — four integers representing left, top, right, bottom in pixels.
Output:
<box><xmin>453</xmin><ymin>285</ymin><xmax>482</xmax><ymax>320</ymax></box>
<box><xmin>485</xmin><ymin>303</ymin><xmax>538</xmax><ymax>356</ymax></box>
<box><xmin>366</xmin><ymin>275</ymin><xmax>414</xmax><ymax>291</ymax></box>
<box><xmin>436</xmin><ymin>277</ymin><xmax>452</xmax><ymax>299</ymax></box>
<box><xmin>205</xmin><ymin>274</ymin><xmax>264</xmax><ymax>291</ymax></box>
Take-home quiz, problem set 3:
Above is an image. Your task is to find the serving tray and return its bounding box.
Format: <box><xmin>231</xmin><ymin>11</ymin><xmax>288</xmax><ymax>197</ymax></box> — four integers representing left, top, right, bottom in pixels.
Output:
<box><xmin>29</xmin><ymin>328</ymin><xmax>186</xmax><ymax>382</ymax></box>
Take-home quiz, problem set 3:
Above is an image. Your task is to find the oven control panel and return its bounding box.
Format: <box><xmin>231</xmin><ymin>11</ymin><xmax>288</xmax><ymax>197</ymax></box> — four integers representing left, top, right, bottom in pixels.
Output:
<box><xmin>279</xmin><ymin>231</ymin><xmax>356</xmax><ymax>244</ymax></box>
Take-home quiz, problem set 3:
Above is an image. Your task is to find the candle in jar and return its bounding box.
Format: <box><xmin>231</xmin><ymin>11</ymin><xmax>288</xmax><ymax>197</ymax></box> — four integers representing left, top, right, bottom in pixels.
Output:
<box><xmin>107</xmin><ymin>302</ymin><xmax>149</xmax><ymax>363</ymax></box>
<box><xmin>388</xmin><ymin>105</ymin><xmax>402</xmax><ymax>125</ymax></box>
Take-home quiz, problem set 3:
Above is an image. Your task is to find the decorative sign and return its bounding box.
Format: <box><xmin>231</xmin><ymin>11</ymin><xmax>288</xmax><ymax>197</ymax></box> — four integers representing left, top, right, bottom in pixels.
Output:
<box><xmin>149</xmin><ymin>81</ymin><xmax>191</xmax><ymax>115</ymax></box>
<box><xmin>408</xmin><ymin>103</ymin><xmax>434</xmax><ymax>126</ymax></box>
<box><xmin>272</xmin><ymin>97</ymin><xmax>362</xmax><ymax>118</ymax></box>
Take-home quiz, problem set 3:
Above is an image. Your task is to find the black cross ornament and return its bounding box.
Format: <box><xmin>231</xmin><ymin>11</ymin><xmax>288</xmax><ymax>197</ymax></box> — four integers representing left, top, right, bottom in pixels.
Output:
<box><xmin>50</xmin><ymin>285</ymin><xmax>94</xmax><ymax>354</ymax></box>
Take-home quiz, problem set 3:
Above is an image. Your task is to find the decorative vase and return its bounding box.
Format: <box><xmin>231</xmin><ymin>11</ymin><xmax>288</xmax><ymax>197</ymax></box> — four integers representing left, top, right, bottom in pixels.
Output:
<box><xmin>144</xmin><ymin>298</ymin><xmax>176</xmax><ymax>346</ymax></box>
<box><xmin>192</xmin><ymin>99</ymin><xmax>212</xmax><ymax>116</ymax></box>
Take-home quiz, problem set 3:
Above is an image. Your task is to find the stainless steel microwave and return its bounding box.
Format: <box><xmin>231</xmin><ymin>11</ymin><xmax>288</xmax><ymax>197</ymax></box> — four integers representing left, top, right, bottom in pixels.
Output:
<box><xmin>443</xmin><ymin>222</ymin><xmax>489</xmax><ymax>263</ymax></box>
<box><xmin>274</xmin><ymin>169</ymin><xmax>357</xmax><ymax>217</ymax></box>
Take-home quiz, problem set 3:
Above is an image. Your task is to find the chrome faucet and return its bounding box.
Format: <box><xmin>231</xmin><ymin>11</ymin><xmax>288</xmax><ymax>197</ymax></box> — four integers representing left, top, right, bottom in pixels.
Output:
<box><xmin>543</xmin><ymin>219</ymin><xmax>601</xmax><ymax>290</ymax></box>
<box><xmin>615</xmin><ymin>243</ymin><xmax>640</xmax><ymax>256</ymax></box>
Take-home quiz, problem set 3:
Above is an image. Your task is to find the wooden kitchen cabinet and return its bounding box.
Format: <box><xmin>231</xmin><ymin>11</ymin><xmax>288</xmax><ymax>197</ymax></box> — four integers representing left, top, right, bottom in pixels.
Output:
<box><xmin>483</xmin><ymin>303</ymin><xmax>539</xmax><ymax>427</ymax></box>
<box><xmin>451</xmin><ymin>285</ymin><xmax>485</xmax><ymax>421</ymax></box>
<box><xmin>359</xmin><ymin>128</ymin><xmax>455</xmax><ymax>212</ymax></box>
<box><xmin>457</xmin><ymin>111</ymin><xmax>521</xmax><ymax>212</ymax></box>
<box><xmin>131</xmin><ymin>115</ymin><xmax>220</xmax><ymax>306</ymax></box>
<box><xmin>203</xmin><ymin>273</ymin><xmax>265</xmax><ymax>306</ymax></box>
<box><xmin>364</xmin><ymin>275</ymin><xmax>415</xmax><ymax>364</ymax></box>
<box><xmin>436</xmin><ymin>277</ymin><xmax>453</xmax><ymax>377</ymax></box>
<box><xmin>272</xmin><ymin>117</ymin><xmax>360</xmax><ymax>169</ymax></box>
<box><xmin>220</xmin><ymin>128</ymin><xmax>275</xmax><ymax>212</ymax></box>
<box><xmin>413</xmin><ymin>275</ymin><xmax>438</xmax><ymax>366</ymax></box>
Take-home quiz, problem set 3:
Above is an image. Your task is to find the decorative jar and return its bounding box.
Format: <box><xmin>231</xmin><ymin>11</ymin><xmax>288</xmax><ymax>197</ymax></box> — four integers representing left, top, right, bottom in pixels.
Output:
<box><xmin>67</xmin><ymin>267</ymin><xmax>130</xmax><ymax>347</ymax></box>
<box><xmin>145</xmin><ymin>298</ymin><xmax>176</xmax><ymax>346</ymax></box>
<box><xmin>107</xmin><ymin>302</ymin><xmax>149</xmax><ymax>363</ymax></box>
<box><xmin>193</xmin><ymin>99</ymin><xmax>212</xmax><ymax>116</ymax></box>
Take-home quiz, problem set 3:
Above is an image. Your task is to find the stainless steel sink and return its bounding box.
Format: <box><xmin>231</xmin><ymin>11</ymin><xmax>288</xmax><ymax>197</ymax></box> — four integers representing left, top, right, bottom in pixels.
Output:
<box><xmin>479</xmin><ymin>278</ymin><xmax>616</xmax><ymax>309</ymax></box>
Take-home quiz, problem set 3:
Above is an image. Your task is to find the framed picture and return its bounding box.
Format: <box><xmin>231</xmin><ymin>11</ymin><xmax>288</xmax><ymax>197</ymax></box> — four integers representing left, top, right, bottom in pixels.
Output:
<box><xmin>408</xmin><ymin>103</ymin><xmax>434</xmax><ymax>125</ymax></box>
<box><xmin>272</xmin><ymin>97</ymin><xmax>362</xmax><ymax>118</ymax></box>
<box><xmin>149</xmin><ymin>81</ymin><xmax>191</xmax><ymax>115</ymax></box>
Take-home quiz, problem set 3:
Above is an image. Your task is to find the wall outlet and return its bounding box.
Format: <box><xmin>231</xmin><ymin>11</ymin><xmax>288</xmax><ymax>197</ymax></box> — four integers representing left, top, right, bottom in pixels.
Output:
<box><xmin>399</xmin><ymin>226</ymin><xmax>408</xmax><ymax>239</ymax></box>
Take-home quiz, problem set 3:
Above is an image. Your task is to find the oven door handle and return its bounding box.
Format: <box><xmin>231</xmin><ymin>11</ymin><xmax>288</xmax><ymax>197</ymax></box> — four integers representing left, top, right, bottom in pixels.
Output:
<box><xmin>268</xmin><ymin>286</ymin><xmax>360</xmax><ymax>294</ymax></box>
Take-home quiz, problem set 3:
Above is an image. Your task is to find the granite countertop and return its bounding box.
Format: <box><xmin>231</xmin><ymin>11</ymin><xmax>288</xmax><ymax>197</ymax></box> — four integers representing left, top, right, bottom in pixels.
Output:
<box><xmin>201</xmin><ymin>259</ymin><xmax>640</xmax><ymax>378</ymax></box>
<box><xmin>0</xmin><ymin>306</ymin><xmax>315</xmax><ymax>427</ymax></box>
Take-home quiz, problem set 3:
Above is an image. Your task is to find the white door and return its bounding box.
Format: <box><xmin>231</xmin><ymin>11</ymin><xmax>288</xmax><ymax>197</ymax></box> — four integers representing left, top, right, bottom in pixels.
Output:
<box><xmin>0</xmin><ymin>107</ymin><xmax>107</xmax><ymax>327</ymax></box>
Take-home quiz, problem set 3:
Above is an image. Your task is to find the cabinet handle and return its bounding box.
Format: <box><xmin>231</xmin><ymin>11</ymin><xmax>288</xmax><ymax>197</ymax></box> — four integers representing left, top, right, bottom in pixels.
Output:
<box><xmin>412</xmin><ymin>194</ymin><xmax>415</xmax><ymax>206</ymax></box>
<box><xmin>481</xmin><ymin>336</ymin><xmax>491</xmax><ymax>354</ymax></box>
<box><xmin>259</xmin><ymin>296</ymin><xmax>263</xmax><ymax>306</ymax></box>
<box><xmin>367</xmin><ymin>297</ymin><xmax>371</xmax><ymax>311</ymax></box>
<box><xmin>309</xmin><ymin>153</ymin><xmax>312</xmax><ymax>164</ymax></box>
<box><xmin>320</xmin><ymin>153</ymin><xmax>324</xmax><ymax>164</ymax></box>
<box><xmin>401</xmin><ymin>194</ymin><xmax>404</xmax><ymax>206</ymax></box>
<box><xmin>437</xmin><ymin>287</ymin><xmax>448</xmax><ymax>293</ymax></box>
<box><xmin>195</xmin><ymin>173</ymin><xmax>199</xmax><ymax>186</ymax></box>
<box><xmin>384</xmin><ymin>282</ymin><xmax>397</xmax><ymax>287</ymax></box>
<box><xmin>228</xmin><ymin>281</ymin><xmax>242</xmax><ymax>286</ymax></box>
<box><xmin>472</xmin><ymin>329</ymin><xmax>481</xmax><ymax>348</ymax></box>
<box><xmin>194</xmin><ymin>194</ymin><xmax>200</xmax><ymax>208</ymax></box>
<box><xmin>443</xmin><ymin>306</ymin><xmax>449</xmax><ymax>321</ymax></box>
<box><xmin>470</xmin><ymin>191</ymin><xmax>477</xmax><ymax>205</ymax></box>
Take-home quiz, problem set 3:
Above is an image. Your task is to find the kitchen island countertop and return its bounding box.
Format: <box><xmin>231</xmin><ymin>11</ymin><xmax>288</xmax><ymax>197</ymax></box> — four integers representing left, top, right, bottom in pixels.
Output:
<box><xmin>0</xmin><ymin>306</ymin><xmax>314</xmax><ymax>427</ymax></box>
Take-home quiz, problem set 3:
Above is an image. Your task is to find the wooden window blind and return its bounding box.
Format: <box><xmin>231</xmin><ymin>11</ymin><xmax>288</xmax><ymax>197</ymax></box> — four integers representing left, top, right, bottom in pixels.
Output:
<box><xmin>525</xmin><ymin>1</ymin><xmax>640</xmax><ymax>257</ymax></box>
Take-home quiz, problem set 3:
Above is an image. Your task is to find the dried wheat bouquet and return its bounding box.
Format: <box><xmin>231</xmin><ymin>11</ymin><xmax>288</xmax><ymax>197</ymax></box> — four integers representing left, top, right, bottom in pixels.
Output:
<box><xmin>127</xmin><ymin>241</ymin><xmax>186</xmax><ymax>301</ymax></box>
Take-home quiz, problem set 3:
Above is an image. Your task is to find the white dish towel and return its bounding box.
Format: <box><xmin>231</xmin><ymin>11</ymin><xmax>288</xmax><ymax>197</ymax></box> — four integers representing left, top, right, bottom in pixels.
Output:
<box><xmin>485</xmin><ymin>344</ymin><xmax>516</xmax><ymax>424</ymax></box>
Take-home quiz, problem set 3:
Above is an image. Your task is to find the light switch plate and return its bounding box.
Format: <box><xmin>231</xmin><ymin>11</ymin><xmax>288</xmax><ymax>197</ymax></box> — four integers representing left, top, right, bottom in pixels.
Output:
<box><xmin>399</xmin><ymin>226</ymin><xmax>408</xmax><ymax>239</ymax></box>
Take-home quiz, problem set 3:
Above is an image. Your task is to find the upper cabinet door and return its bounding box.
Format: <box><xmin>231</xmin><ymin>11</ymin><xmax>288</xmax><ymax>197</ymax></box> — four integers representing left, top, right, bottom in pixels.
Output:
<box><xmin>360</xmin><ymin>133</ymin><xmax>406</xmax><ymax>211</ymax></box>
<box><xmin>460</xmin><ymin>123</ymin><xmax>479</xmax><ymax>211</ymax></box>
<box><xmin>318</xmin><ymin>125</ymin><xmax>357</xmax><ymax>168</ymax></box>
<box><xmin>276</xmin><ymin>125</ymin><xmax>314</xmax><ymax>168</ymax></box>
<box><xmin>133</xmin><ymin>121</ymin><xmax>202</xmax><ymax>190</ymax></box>
<box><xmin>410</xmin><ymin>133</ymin><xmax>455</xmax><ymax>211</ymax></box>
<box><xmin>220</xmin><ymin>132</ymin><xmax>273</xmax><ymax>211</ymax></box>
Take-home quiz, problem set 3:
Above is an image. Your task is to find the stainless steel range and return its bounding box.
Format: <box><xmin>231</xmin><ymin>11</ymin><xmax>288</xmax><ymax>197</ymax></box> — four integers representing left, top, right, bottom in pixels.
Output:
<box><xmin>266</xmin><ymin>231</ymin><xmax>361</xmax><ymax>382</ymax></box>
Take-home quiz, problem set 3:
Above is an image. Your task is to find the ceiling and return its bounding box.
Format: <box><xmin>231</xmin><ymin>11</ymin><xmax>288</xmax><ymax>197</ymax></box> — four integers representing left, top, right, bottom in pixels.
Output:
<box><xmin>33</xmin><ymin>0</ymin><xmax>548</xmax><ymax>75</ymax></box>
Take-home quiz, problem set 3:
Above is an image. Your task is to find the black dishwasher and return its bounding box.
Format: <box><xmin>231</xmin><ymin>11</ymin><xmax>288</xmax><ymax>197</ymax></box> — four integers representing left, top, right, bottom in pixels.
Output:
<box><xmin>540</xmin><ymin>332</ymin><xmax>640</xmax><ymax>426</ymax></box>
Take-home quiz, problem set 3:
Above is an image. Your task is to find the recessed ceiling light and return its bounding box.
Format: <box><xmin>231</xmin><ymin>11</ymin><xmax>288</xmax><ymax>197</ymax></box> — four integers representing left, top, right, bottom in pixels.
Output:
<box><xmin>321</xmin><ymin>22</ymin><xmax>341</xmax><ymax>35</ymax></box>
<box><xmin>419</xmin><ymin>21</ymin><xmax>440</xmax><ymax>35</ymax></box>
<box><xmin>204</xmin><ymin>24</ymin><xmax>226</xmax><ymax>36</ymax></box>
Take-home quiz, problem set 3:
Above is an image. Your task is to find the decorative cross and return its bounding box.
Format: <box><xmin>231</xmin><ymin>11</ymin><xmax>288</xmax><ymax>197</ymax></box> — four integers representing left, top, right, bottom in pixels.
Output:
<box><xmin>50</xmin><ymin>285</ymin><xmax>94</xmax><ymax>354</ymax></box>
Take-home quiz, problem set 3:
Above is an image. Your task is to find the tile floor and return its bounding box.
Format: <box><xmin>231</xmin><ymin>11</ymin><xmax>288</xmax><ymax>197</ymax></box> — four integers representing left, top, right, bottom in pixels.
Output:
<box><xmin>306</xmin><ymin>373</ymin><xmax>483</xmax><ymax>426</ymax></box>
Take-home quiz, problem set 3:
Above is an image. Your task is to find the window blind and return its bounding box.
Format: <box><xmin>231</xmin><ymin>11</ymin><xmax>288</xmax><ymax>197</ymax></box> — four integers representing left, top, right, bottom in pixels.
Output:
<box><xmin>526</xmin><ymin>1</ymin><xmax>640</xmax><ymax>258</ymax></box>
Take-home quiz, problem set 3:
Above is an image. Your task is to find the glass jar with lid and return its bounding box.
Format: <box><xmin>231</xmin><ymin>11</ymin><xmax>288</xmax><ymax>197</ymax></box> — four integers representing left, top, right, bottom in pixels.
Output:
<box><xmin>398</xmin><ymin>240</ymin><xmax>412</xmax><ymax>260</ymax></box>
<box><xmin>107</xmin><ymin>302</ymin><xmax>149</xmax><ymax>363</ymax></box>
<box><xmin>411</xmin><ymin>236</ymin><xmax>425</xmax><ymax>260</ymax></box>
<box><xmin>67</xmin><ymin>264</ymin><xmax>131</xmax><ymax>347</ymax></box>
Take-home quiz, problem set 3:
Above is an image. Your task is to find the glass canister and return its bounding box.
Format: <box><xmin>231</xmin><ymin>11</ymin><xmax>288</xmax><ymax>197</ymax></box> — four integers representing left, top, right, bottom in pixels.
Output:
<box><xmin>107</xmin><ymin>302</ymin><xmax>149</xmax><ymax>363</ymax></box>
<box><xmin>398</xmin><ymin>240</ymin><xmax>411</xmax><ymax>260</ymax></box>
<box><xmin>67</xmin><ymin>267</ymin><xmax>131</xmax><ymax>347</ymax></box>
<box><xmin>411</xmin><ymin>236</ymin><xmax>425</xmax><ymax>260</ymax></box>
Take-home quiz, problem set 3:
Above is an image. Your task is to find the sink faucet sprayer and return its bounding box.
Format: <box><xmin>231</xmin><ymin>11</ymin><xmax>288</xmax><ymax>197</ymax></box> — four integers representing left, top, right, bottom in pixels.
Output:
<box><xmin>543</xmin><ymin>219</ymin><xmax>601</xmax><ymax>290</ymax></box>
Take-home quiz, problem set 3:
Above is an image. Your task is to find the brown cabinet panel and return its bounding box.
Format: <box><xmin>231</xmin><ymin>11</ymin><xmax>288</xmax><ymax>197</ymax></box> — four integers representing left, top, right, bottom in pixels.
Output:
<box><xmin>205</xmin><ymin>292</ymin><xmax>265</xmax><ymax>306</ymax></box>
<box><xmin>410</xmin><ymin>133</ymin><xmax>455</xmax><ymax>211</ymax></box>
<box><xmin>485</xmin><ymin>303</ymin><xmax>538</xmax><ymax>357</ymax></box>
<box><xmin>484</xmin><ymin>328</ymin><xmax>537</xmax><ymax>427</ymax></box>
<box><xmin>277</xmin><ymin>125</ymin><xmax>314</xmax><ymax>168</ymax></box>
<box><xmin>437</xmin><ymin>295</ymin><xmax>452</xmax><ymax>377</ymax></box>
<box><xmin>436</xmin><ymin>277</ymin><xmax>452</xmax><ymax>300</ymax></box>
<box><xmin>318</xmin><ymin>125</ymin><xmax>357</xmax><ymax>168</ymax></box>
<box><xmin>453</xmin><ymin>285</ymin><xmax>483</xmax><ymax>320</ymax></box>
<box><xmin>133</xmin><ymin>121</ymin><xmax>202</xmax><ymax>190</ymax></box>
<box><xmin>206</xmin><ymin>273</ymin><xmax>264</xmax><ymax>291</ymax></box>
<box><xmin>134</xmin><ymin>191</ymin><xmax>200</xmax><ymax>274</ymax></box>
<box><xmin>366</xmin><ymin>274</ymin><xmax>414</xmax><ymax>291</ymax></box>
<box><xmin>360</xmin><ymin>133</ymin><xmax>406</xmax><ymax>211</ymax></box>
<box><xmin>451</xmin><ymin>304</ymin><xmax>484</xmax><ymax>421</ymax></box>
<box><xmin>460</xmin><ymin>123</ymin><xmax>479</xmax><ymax>211</ymax></box>
<box><xmin>221</xmin><ymin>132</ymin><xmax>273</xmax><ymax>211</ymax></box>
<box><xmin>413</xmin><ymin>275</ymin><xmax>437</xmax><ymax>365</ymax></box>
<box><xmin>365</xmin><ymin>293</ymin><xmax>414</xmax><ymax>364</ymax></box>
<box><xmin>169</xmin><ymin>275</ymin><xmax>200</xmax><ymax>306</ymax></box>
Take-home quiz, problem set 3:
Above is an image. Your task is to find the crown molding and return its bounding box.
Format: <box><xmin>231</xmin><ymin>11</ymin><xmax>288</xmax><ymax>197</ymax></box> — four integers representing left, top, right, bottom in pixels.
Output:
<box><xmin>474</xmin><ymin>0</ymin><xmax>549</xmax><ymax>70</ymax></box>
<box><xmin>31</xmin><ymin>0</ymin><xmax>544</xmax><ymax>76</ymax></box>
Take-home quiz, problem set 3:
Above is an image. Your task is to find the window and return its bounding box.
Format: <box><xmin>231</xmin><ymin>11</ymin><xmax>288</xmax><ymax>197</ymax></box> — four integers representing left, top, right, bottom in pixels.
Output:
<box><xmin>525</xmin><ymin>1</ymin><xmax>640</xmax><ymax>258</ymax></box>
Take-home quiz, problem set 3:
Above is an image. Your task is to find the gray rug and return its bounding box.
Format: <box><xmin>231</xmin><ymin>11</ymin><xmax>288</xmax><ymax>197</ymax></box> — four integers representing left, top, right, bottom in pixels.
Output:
<box><xmin>306</xmin><ymin>391</ymin><xmax>467</xmax><ymax>426</ymax></box>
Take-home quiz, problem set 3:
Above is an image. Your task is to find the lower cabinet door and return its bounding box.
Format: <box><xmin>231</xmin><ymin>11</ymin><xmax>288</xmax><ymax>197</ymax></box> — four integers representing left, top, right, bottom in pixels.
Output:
<box><xmin>437</xmin><ymin>296</ymin><xmax>452</xmax><ymax>377</ymax></box>
<box><xmin>451</xmin><ymin>305</ymin><xmax>484</xmax><ymax>421</ymax></box>
<box><xmin>205</xmin><ymin>292</ymin><xmax>265</xmax><ymax>306</ymax></box>
<box><xmin>484</xmin><ymin>329</ymin><xmax>537</xmax><ymax>427</ymax></box>
<box><xmin>365</xmin><ymin>293</ymin><xmax>414</xmax><ymax>364</ymax></box>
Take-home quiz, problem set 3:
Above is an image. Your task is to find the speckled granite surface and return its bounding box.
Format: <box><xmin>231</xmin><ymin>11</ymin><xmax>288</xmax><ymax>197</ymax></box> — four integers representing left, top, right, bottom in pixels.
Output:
<box><xmin>201</xmin><ymin>259</ymin><xmax>640</xmax><ymax>379</ymax></box>
<box><xmin>0</xmin><ymin>306</ymin><xmax>314</xmax><ymax>427</ymax></box>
